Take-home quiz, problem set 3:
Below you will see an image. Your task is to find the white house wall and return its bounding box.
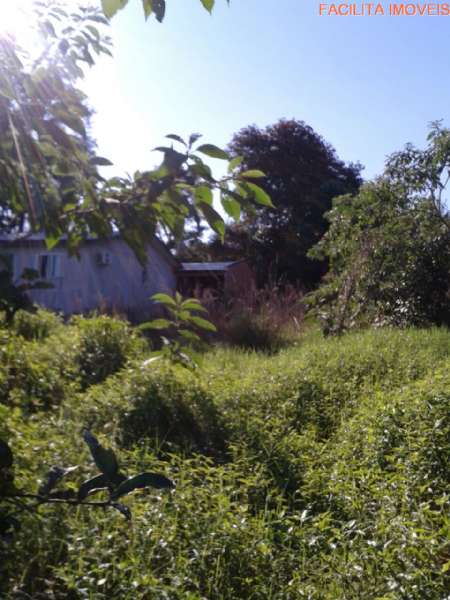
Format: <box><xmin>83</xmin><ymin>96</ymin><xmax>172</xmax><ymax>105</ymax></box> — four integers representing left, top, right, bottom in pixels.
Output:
<box><xmin>9</xmin><ymin>239</ymin><xmax>176</xmax><ymax>317</ymax></box>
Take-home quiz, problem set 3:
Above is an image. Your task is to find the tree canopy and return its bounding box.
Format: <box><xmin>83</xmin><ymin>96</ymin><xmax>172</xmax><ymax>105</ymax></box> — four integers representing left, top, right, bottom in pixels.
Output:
<box><xmin>0</xmin><ymin>0</ymin><xmax>269</xmax><ymax>266</ymax></box>
<box><xmin>309</xmin><ymin>122</ymin><xmax>450</xmax><ymax>333</ymax></box>
<box><xmin>187</xmin><ymin>119</ymin><xmax>362</xmax><ymax>288</ymax></box>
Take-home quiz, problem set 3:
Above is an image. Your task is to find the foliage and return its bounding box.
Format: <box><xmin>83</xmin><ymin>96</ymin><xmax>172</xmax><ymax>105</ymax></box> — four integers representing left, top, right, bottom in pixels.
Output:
<box><xmin>0</xmin><ymin>4</ymin><xmax>269</xmax><ymax>271</ymax></box>
<box><xmin>0</xmin><ymin>266</ymin><xmax>52</xmax><ymax>324</ymax></box>
<box><xmin>309</xmin><ymin>124</ymin><xmax>450</xmax><ymax>333</ymax></box>
<box><xmin>1</xmin><ymin>323</ymin><xmax>450</xmax><ymax>597</ymax></box>
<box><xmin>139</xmin><ymin>291</ymin><xmax>216</xmax><ymax>368</ymax></box>
<box><xmin>0</xmin><ymin>429</ymin><xmax>174</xmax><ymax>545</ymax></box>
<box><xmin>0</xmin><ymin>2</ymin><xmax>112</xmax><ymax>237</ymax></box>
<box><xmin>205</xmin><ymin>283</ymin><xmax>304</xmax><ymax>353</ymax></box>
<box><xmin>186</xmin><ymin>119</ymin><xmax>362</xmax><ymax>288</ymax></box>
<box><xmin>10</xmin><ymin>307</ymin><xmax>63</xmax><ymax>340</ymax></box>
<box><xmin>72</xmin><ymin>314</ymin><xmax>145</xmax><ymax>387</ymax></box>
<box><xmin>101</xmin><ymin>0</ymin><xmax>228</xmax><ymax>21</ymax></box>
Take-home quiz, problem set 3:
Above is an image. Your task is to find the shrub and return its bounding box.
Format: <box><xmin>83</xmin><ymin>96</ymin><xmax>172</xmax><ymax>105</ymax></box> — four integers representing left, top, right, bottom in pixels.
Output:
<box><xmin>206</xmin><ymin>284</ymin><xmax>304</xmax><ymax>353</ymax></box>
<box><xmin>0</xmin><ymin>329</ymin><xmax>77</xmax><ymax>410</ymax></box>
<box><xmin>12</xmin><ymin>308</ymin><xmax>63</xmax><ymax>341</ymax></box>
<box><xmin>72</xmin><ymin>315</ymin><xmax>146</xmax><ymax>388</ymax></box>
<box><xmin>81</xmin><ymin>363</ymin><xmax>227</xmax><ymax>456</ymax></box>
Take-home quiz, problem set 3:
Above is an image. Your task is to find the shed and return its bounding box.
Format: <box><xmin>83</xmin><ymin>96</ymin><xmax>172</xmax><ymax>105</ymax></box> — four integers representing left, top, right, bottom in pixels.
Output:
<box><xmin>178</xmin><ymin>260</ymin><xmax>255</xmax><ymax>298</ymax></box>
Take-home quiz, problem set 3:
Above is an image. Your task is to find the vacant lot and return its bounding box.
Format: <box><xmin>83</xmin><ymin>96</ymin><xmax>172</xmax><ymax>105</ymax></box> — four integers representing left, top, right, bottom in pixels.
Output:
<box><xmin>1</xmin><ymin>313</ymin><xmax>449</xmax><ymax>599</ymax></box>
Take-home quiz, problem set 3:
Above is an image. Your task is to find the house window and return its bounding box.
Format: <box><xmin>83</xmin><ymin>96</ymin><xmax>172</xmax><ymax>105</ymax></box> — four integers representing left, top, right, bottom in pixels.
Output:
<box><xmin>38</xmin><ymin>254</ymin><xmax>62</xmax><ymax>279</ymax></box>
<box><xmin>0</xmin><ymin>253</ymin><xmax>14</xmax><ymax>276</ymax></box>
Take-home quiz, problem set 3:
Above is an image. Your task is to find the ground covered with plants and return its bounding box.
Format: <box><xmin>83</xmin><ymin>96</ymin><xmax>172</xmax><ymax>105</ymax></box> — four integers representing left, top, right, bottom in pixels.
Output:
<box><xmin>1</xmin><ymin>311</ymin><xmax>449</xmax><ymax>599</ymax></box>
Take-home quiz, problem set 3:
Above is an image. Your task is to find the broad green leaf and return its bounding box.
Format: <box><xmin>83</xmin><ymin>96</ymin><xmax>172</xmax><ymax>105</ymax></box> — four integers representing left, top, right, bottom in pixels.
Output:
<box><xmin>200</xmin><ymin>0</ymin><xmax>215</xmax><ymax>12</ymax></box>
<box><xmin>189</xmin><ymin>316</ymin><xmax>217</xmax><ymax>332</ymax></box>
<box><xmin>101</xmin><ymin>0</ymin><xmax>129</xmax><ymax>19</ymax></box>
<box><xmin>166</xmin><ymin>133</ymin><xmax>186</xmax><ymax>146</ymax></box>
<box><xmin>246</xmin><ymin>182</ymin><xmax>274</xmax><ymax>207</ymax></box>
<box><xmin>78</xmin><ymin>474</ymin><xmax>109</xmax><ymax>501</ymax></box>
<box><xmin>82</xmin><ymin>430</ymin><xmax>119</xmax><ymax>479</ymax></box>
<box><xmin>189</xmin><ymin>132</ymin><xmax>202</xmax><ymax>146</ymax></box>
<box><xmin>181</xmin><ymin>299</ymin><xmax>208</xmax><ymax>312</ymax></box>
<box><xmin>0</xmin><ymin>440</ymin><xmax>13</xmax><ymax>469</ymax></box>
<box><xmin>201</xmin><ymin>204</ymin><xmax>225</xmax><ymax>240</ymax></box>
<box><xmin>142</xmin><ymin>0</ymin><xmax>153</xmax><ymax>18</ymax></box>
<box><xmin>221</xmin><ymin>195</ymin><xmax>241</xmax><ymax>221</ymax></box>
<box><xmin>90</xmin><ymin>156</ymin><xmax>113</xmax><ymax>166</ymax></box>
<box><xmin>228</xmin><ymin>155</ymin><xmax>243</xmax><ymax>172</ymax></box>
<box><xmin>240</xmin><ymin>169</ymin><xmax>265</xmax><ymax>179</ymax></box>
<box><xmin>179</xmin><ymin>329</ymin><xmax>202</xmax><ymax>343</ymax></box>
<box><xmin>197</xmin><ymin>144</ymin><xmax>229</xmax><ymax>160</ymax></box>
<box><xmin>194</xmin><ymin>185</ymin><xmax>213</xmax><ymax>206</ymax></box>
<box><xmin>151</xmin><ymin>293</ymin><xmax>177</xmax><ymax>306</ymax></box>
<box><xmin>151</xmin><ymin>0</ymin><xmax>166</xmax><ymax>21</ymax></box>
<box><xmin>111</xmin><ymin>472</ymin><xmax>175</xmax><ymax>499</ymax></box>
<box><xmin>139</xmin><ymin>318</ymin><xmax>171</xmax><ymax>330</ymax></box>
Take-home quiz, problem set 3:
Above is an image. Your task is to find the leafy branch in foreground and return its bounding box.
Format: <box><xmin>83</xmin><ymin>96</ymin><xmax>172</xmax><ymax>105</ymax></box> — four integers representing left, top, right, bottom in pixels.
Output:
<box><xmin>101</xmin><ymin>0</ymin><xmax>229</xmax><ymax>21</ymax></box>
<box><xmin>0</xmin><ymin>430</ymin><xmax>174</xmax><ymax>540</ymax></box>
<box><xmin>140</xmin><ymin>292</ymin><xmax>217</xmax><ymax>368</ymax></box>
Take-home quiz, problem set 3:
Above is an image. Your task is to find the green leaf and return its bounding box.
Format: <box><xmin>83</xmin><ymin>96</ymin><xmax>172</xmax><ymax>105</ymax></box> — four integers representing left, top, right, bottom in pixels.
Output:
<box><xmin>139</xmin><ymin>318</ymin><xmax>171</xmax><ymax>330</ymax></box>
<box><xmin>151</xmin><ymin>293</ymin><xmax>177</xmax><ymax>306</ymax></box>
<box><xmin>151</xmin><ymin>0</ymin><xmax>166</xmax><ymax>21</ymax></box>
<box><xmin>82</xmin><ymin>430</ymin><xmax>119</xmax><ymax>479</ymax></box>
<box><xmin>166</xmin><ymin>134</ymin><xmax>186</xmax><ymax>146</ymax></box>
<box><xmin>78</xmin><ymin>474</ymin><xmax>109</xmax><ymax>501</ymax></box>
<box><xmin>194</xmin><ymin>185</ymin><xmax>213</xmax><ymax>206</ymax></box>
<box><xmin>181</xmin><ymin>299</ymin><xmax>207</xmax><ymax>312</ymax></box>
<box><xmin>189</xmin><ymin>316</ymin><xmax>217</xmax><ymax>332</ymax></box>
<box><xmin>111</xmin><ymin>472</ymin><xmax>175</xmax><ymax>499</ymax></box>
<box><xmin>228</xmin><ymin>155</ymin><xmax>243</xmax><ymax>172</ymax></box>
<box><xmin>112</xmin><ymin>502</ymin><xmax>132</xmax><ymax>520</ymax></box>
<box><xmin>0</xmin><ymin>440</ymin><xmax>13</xmax><ymax>469</ymax></box>
<box><xmin>221</xmin><ymin>195</ymin><xmax>241</xmax><ymax>221</ymax></box>
<box><xmin>240</xmin><ymin>169</ymin><xmax>265</xmax><ymax>179</ymax></box>
<box><xmin>178</xmin><ymin>329</ymin><xmax>201</xmax><ymax>343</ymax></box>
<box><xmin>142</xmin><ymin>0</ymin><xmax>153</xmax><ymax>18</ymax></box>
<box><xmin>246</xmin><ymin>182</ymin><xmax>274</xmax><ymax>207</ymax></box>
<box><xmin>101</xmin><ymin>0</ymin><xmax>129</xmax><ymax>19</ymax></box>
<box><xmin>201</xmin><ymin>204</ymin><xmax>225</xmax><ymax>240</ymax></box>
<box><xmin>200</xmin><ymin>0</ymin><xmax>215</xmax><ymax>13</ymax></box>
<box><xmin>197</xmin><ymin>144</ymin><xmax>229</xmax><ymax>160</ymax></box>
<box><xmin>90</xmin><ymin>156</ymin><xmax>113</xmax><ymax>166</ymax></box>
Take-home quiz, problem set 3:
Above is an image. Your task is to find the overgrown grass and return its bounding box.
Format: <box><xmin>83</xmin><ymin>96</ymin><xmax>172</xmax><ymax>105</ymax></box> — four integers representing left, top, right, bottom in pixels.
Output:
<box><xmin>1</xmin><ymin>311</ymin><xmax>449</xmax><ymax>598</ymax></box>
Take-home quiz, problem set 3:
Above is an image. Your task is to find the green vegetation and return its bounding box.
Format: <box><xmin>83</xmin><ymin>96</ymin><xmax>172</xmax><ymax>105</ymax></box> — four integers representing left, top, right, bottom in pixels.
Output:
<box><xmin>1</xmin><ymin>312</ymin><xmax>449</xmax><ymax>598</ymax></box>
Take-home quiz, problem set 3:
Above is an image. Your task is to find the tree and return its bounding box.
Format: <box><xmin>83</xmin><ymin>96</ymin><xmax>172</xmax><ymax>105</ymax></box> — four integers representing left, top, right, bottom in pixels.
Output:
<box><xmin>219</xmin><ymin>119</ymin><xmax>363</xmax><ymax>288</ymax></box>
<box><xmin>308</xmin><ymin>122</ymin><xmax>450</xmax><ymax>333</ymax></box>
<box><xmin>0</xmin><ymin>0</ymin><xmax>270</xmax><ymax>274</ymax></box>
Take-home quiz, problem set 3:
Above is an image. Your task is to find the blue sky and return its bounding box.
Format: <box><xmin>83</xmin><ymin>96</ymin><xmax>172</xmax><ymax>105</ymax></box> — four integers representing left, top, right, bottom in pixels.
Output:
<box><xmin>82</xmin><ymin>0</ymin><xmax>450</xmax><ymax>181</ymax></box>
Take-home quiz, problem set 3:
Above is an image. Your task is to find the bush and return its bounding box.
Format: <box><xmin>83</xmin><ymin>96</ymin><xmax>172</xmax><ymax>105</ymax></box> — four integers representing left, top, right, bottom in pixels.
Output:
<box><xmin>12</xmin><ymin>308</ymin><xmax>63</xmax><ymax>341</ymax></box>
<box><xmin>81</xmin><ymin>363</ymin><xmax>227</xmax><ymax>456</ymax></box>
<box><xmin>0</xmin><ymin>329</ymin><xmax>77</xmax><ymax>410</ymax></box>
<box><xmin>72</xmin><ymin>315</ymin><xmax>146</xmax><ymax>388</ymax></box>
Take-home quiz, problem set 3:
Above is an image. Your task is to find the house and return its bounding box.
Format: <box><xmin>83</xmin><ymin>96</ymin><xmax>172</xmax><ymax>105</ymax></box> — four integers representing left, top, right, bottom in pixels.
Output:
<box><xmin>0</xmin><ymin>233</ymin><xmax>178</xmax><ymax>318</ymax></box>
<box><xmin>178</xmin><ymin>260</ymin><xmax>255</xmax><ymax>298</ymax></box>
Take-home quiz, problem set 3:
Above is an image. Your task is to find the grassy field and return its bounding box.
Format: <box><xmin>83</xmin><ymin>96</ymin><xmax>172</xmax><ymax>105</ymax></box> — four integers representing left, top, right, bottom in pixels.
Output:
<box><xmin>1</xmin><ymin>312</ymin><xmax>449</xmax><ymax>599</ymax></box>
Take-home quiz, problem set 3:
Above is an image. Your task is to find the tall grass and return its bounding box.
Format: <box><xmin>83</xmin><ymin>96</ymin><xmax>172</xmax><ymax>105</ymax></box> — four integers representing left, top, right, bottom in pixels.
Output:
<box><xmin>1</xmin><ymin>311</ymin><xmax>449</xmax><ymax>598</ymax></box>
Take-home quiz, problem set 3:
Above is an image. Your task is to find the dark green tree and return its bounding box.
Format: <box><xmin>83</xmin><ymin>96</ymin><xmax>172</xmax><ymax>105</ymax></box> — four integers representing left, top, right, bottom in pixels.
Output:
<box><xmin>220</xmin><ymin>119</ymin><xmax>363</xmax><ymax>288</ymax></box>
